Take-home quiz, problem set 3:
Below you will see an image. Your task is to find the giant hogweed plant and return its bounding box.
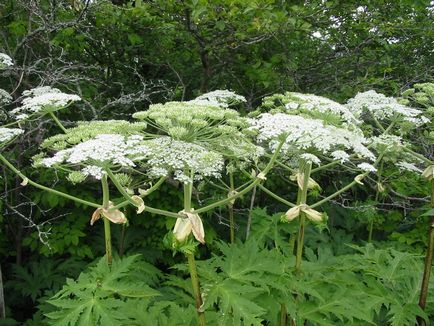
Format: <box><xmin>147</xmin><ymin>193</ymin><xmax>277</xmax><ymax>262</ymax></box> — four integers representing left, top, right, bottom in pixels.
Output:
<box><xmin>0</xmin><ymin>62</ymin><xmax>278</xmax><ymax>324</ymax></box>
<box><xmin>0</xmin><ymin>52</ymin><xmax>433</xmax><ymax>325</ymax></box>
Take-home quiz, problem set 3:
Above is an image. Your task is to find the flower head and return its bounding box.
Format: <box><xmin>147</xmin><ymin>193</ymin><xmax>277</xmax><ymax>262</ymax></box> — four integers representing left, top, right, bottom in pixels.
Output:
<box><xmin>42</xmin><ymin>120</ymin><xmax>147</xmax><ymax>150</ymax></box>
<box><xmin>143</xmin><ymin>137</ymin><xmax>224</xmax><ymax>184</ymax></box>
<box><xmin>248</xmin><ymin>113</ymin><xmax>375</xmax><ymax>162</ymax></box>
<box><xmin>261</xmin><ymin>91</ymin><xmax>360</xmax><ymax>126</ymax></box>
<box><xmin>10</xmin><ymin>86</ymin><xmax>81</xmax><ymax>121</ymax></box>
<box><xmin>0</xmin><ymin>89</ymin><xmax>12</xmax><ymax>106</ymax></box>
<box><xmin>0</xmin><ymin>53</ymin><xmax>13</xmax><ymax>68</ymax></box>
<box><xmin>0</xmin><ymin>127</ymin><xmax>24</xmax><ymax>144</ymax></box>
<box><xmin>346</xmin><ymin>90</ymin><xmax>429</xmax><ymax>125</ymax></box>
<box><xmin>37</xmin><ymin>134</ymin><xmax>149</xmax><ymax>178</ymax></box>
<box><xmin>188</xmin><ymin>90</ymin><xmax>246</xmax><ymax>108</ymax></box>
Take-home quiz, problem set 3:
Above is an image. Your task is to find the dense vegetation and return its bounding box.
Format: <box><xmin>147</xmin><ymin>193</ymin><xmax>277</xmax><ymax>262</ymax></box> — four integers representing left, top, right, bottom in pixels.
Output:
<box><xmin>0</xmin><ymin>0</ymin><xmax>433</xmax><ymax>325</ymax></box>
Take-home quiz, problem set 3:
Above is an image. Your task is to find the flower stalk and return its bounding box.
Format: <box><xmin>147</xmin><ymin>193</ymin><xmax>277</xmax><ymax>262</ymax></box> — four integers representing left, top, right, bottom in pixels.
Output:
<box><xmin>101</xmin><ymin>175</ymin><xmax>113</xmax><ymax>267</ymax></box>
<box><xmin>228</xmin><ymin>172</ymin><xmax>235</xmax><ymax>243</ymax></box>
<box><xmin>295</xmin><ymin>161</ymin><xmax>312</xmax><ymax>272</ymax></box>
<box><xmin>418</xmin><ymin>180</ymin><xmax>434</xmax><ymax>325</ymax></box>
<box><xmin>183</xmin><ymin>175</ymin><xmax>206</xmax><ymax>326</ymax></box>
<box><xmin>48</xmin><ymin>111</ymin><xmax>67</xmax><ymax>133</ymax></box>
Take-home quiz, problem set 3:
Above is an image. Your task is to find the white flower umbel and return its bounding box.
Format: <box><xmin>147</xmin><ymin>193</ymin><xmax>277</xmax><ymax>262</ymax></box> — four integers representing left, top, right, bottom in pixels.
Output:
<box><xmin>331</xmin><ymin>150</ymin><xmax>350</xmax><ymax>163</ymax></box>
<box><xmin>249</xmin><ymin>113</ymin><xmax>375</xmax><ymax>161</ymax></box>
<box><xmin>42</xmin><ymin>120</ymin><xmax>148</xmax><ymax>150</ymax></box>
<box><xmin>133</xmin><ymin>101</ymin><xmax>249</xmax><ymax>146</ymax></box>
<box><xmin>396</xmin><ymin>161</ymin><xmax>423</xmax><ymax>173</ymax></box>
<box><xmin>189</xmin><ymin>90</ymin><xmax>246</xmax><ymax>108</ymax></box>
<box><xmin>0</xmin><ymin>88</ymin><xmax>12</xmax><ymax>106</ymax></box>
<box><xmin>300</xmin><ymin>153</ymin><xmax>321</xmax><ymax>165</ymax></box>
<box><xmin>81</xmin><ymin>165</ymin><xmax>106</xmax><ymax>179</ymax></box>
<box><xmin>282</xmin><ymin>92</ymin><xmax>360</xmax><ymax>126</ymax></box>
<box><xmin>144</xmin><ymin>137</ymin><xmax>224</xmax><ymax>184</ymax></box>
<box><xmin>10</xmin><ymin>86</ymin><xmax>81</xmax><ymax>120</ymax></box>
<box><xmin>357</xmin><ymin>163</ymin><xmax>377</xmax><ymax>173</ymax></box>
<box><xmin>0</xmin><ymin>127</ymin><xmax>24</xmax><ymax>143</ymax></box>
<box><xmin>346</xmin><ymin>90</ymin><xmax>429</xmax><ymax>125</ymax></box>
<box><xmin>39</xmin><ymin>134</ymin><xmax>149</xmax><ymax>170</ymax></box>
<box><xmin>370</xmin><ymin>134</ymin><xmax>403</xmax><ymax>153</ymax></box>
<box><xmin>0</xmin><ymin>53</ymin><xmax>13</xmax><ymax>68</ymax></box>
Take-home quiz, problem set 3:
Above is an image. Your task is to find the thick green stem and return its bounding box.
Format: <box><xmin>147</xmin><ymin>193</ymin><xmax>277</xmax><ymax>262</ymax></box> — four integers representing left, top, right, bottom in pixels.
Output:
<box><xmin>295</xmin><ymin>162</ymin><xmax>312</xmax><ymax>272</ymax></box>
<box><xmin>48</xmin><ymin>111</ymin><xmax>67</xmax><ymax>133</ymax></box>
<box><xmin>417</xmin><ymin>180</ymin><xmax>434</xmax><ymax>326</ymax></box>
<box><xmin>0</xmin><ymin>154</ymin><xmax>100</xmax><ymax>208</ymax></box>
<box><xmin>229</xmin><ymin>172</ymin><xmax>235</xmax><ymax>243</ymax></box>
<box><xmin>369</xmin><ymin>160</ymin><xmax>384</xmax><ymax>242</ymax></box>
<box><xmin>279</xmin><ymin>303</ymin><xmax>287</xmax><ymax>326</ymax></box>
<box><xmin>183</xmin><ymin>173</ymin><xmax>206</xmax><ymax>325</ymax></box>
<box><xmin>101</xmin><ymin>175</ymin><xmax>113</xmax><ymax>266</ymax></box>
<box><xmin>187</xmin><ymin>253</ymin><xmax>206</xmax><ymax>326</ymax></box>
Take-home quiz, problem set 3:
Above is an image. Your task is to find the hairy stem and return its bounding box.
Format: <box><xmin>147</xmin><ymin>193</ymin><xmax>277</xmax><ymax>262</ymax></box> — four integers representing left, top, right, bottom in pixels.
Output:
<box><xmin>295</xmin><ymin>162</ymin><xmax>312</xmax><ymax>272</ymax></box>
<box><xmin>187</xmin><ymin>253</ymin><xmax>206</xmax><ymax>326</ymax></box>
<box><xmin>229</xmin><ymin>172</ymin><xmax>235</xmax><ymax>243</ymax></box>
<box><xmin>245</xmin><ymin>185</ymin><xmax>257</xmax><ymax>241</ymax></box>
<box><xmin>418</xmin><ymin>180</ymin><xmax>434</xmax><ymax>325</ymax></box>
<box><xmin>48</xmin><ymin>111</ymin><xmax>67</xmax><ymax>133</ymax></box>
<box><xmin>369</xmin><ymin>160</ymin><xmax>384</xmax><ymax>242</ymax></box>
<box><xmin>183</xmin><ymin>175</ymin><xmax>206</xmax><ymax>325</ymax></box>
<box><xmin>279</xmin><ymin>303</ymin><xmax>287</xmax><ymax>326</ymax></box>
<box><xmin>101</xmin><ymin>175</ymin><xmax>112</xmax><ymax>266</ymax></box>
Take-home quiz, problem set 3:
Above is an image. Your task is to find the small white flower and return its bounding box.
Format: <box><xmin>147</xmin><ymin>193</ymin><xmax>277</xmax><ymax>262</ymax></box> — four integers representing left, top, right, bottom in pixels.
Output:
<box><xmin>144</xmin><ymin>137</ymin><xmax>224</xmax><ymax>184</ymax></box>
<box><xmin>331</xmin><ymin>150</ymin><xmax>350</xmax><ymax>163</ymax></box>
<box><xmin>300</xmin><ymin>153</ymin><xmax>321</xmax><ymax>165</ymax></box>
<box><xmin>189</xmin><ymin>90</ymin><xmax>246</xmax><ymax>108</ymax></box>
<box><xmin>11</xmin><ymin>86</ymin><xmax>81</xmax><ymax>120</ymax></box>
<box><xmin>0</xmin><ymin>53</ymin><xmax>13</xmax><ymax>68</ymax></box>
<box><xmin>357</xmin><ymin>163</ymin><xmax>377</xmax><ymax>173</ymax></box>
<box><xmin>346</xmin><ymin>90</ymin><xmax>428</xmax><ymax>125</ymax></box>
<box><xmin>0</xmin><ymin>127</ymin><xmax>24</xmax><ymax>143</ymax></box>
<box><xmin>0</xmin><ymin>88</ymin><xmax>12</xmax><ymax>106</ymax></box>
<box><xmin>249</xmin><ymin>113</ymin><xmax>375</xmax><ymax>162</ymax></box>
<box><xmin>81</xmin><ymin>165</ymin><xmax>105</xmax><ymax>179</ymax></box>
<box><xmin>40</xmin><ymin>134</ymin><xmax>149</xmax><ymax>169</ymax></box>
<box><xmin>396</xmin><ymin>161</ymin><xmax>422</xmax><ymax>173</ymax></box>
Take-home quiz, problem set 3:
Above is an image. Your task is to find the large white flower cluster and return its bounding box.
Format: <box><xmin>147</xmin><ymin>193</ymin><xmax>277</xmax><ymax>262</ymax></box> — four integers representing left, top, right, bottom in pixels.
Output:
<box><xmin>0</xmin><ymin>53</ymin><xmax>13</xmax><ymax>68</ymax></box>
<box><xmin>10</xmin><ymin>86</ymin><xmax>81</xmax><ymax>120</ymax></box>
<box><xmin>39</xmin><ymin>134</ymin><xmax>149</xmax><ymax>173</ymax></box>
<box><xmin>144</xmin><ymin>137</ymin><xmax>224</xmax><ymax>184</ymax></box>
<box><xmin>0</xmin><ymin>127</ymin><xmax>24</xmax><ymax>143</ymax></box>
<box><xmin>280</xmin><ymin>92</ymin><xmax>360</xmax><ymax>126</ymax></box>
<box><xmin>346</xmin><ymin>90</ymin><xmax>429</xmax><ymax>125</ymax></box>
<box><xmin>249</xmin><ymin>113</ymin><xmax>375</xmax><ymax>161</ymax></box>
<box><xmin>188</xmin><ymin>90</ymin><xmax>246</xmax><ymax>108</ymax></box>
<box><xmin>0</xmin><ymin>89</ymin><xmax>12</xmax><ymax>106</ymax></box>
<box><xmin>42</xmin><ymin>120</ymin><xmax>147</xmax><ymax>150</ymax></box>
<box><xmin>369</xmin><ymin>134</ymin><xmax>403</xmax><ymax>153</ymax></box>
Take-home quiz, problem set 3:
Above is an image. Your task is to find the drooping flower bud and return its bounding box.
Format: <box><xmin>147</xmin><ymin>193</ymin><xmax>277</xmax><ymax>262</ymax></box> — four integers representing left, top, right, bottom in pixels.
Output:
<box><xmin>354</xmin><ymin>174</ymin><xmax>365</xmax><ymax>185</ymax></box>
<box><xmin>90</xmin><ymin>202</ymin><xmax>127</xmax><ymax>225</ymax></box>
<box><xmin>290</xmin><ymin>172</ymin><xmax>321</xmax><ymax>191</ymax></box>
<box><xmin>284</xmin><ymin>204</ymin><xmax>323</xmax><ymax>222</ymax></box>
<box><xmin>131</xmin><ymin>195</ymin><xmax>145</xmax><ymax>214</ymax></box>
<box><xmin>422</xmin><ymin>165</ymin><xmax>434</xmax><ymax>181</ymax></box>
<box><xmin>173</xmin><ymin>210</ymin><xmax>205</xmax><ymax>244</ymax></box>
